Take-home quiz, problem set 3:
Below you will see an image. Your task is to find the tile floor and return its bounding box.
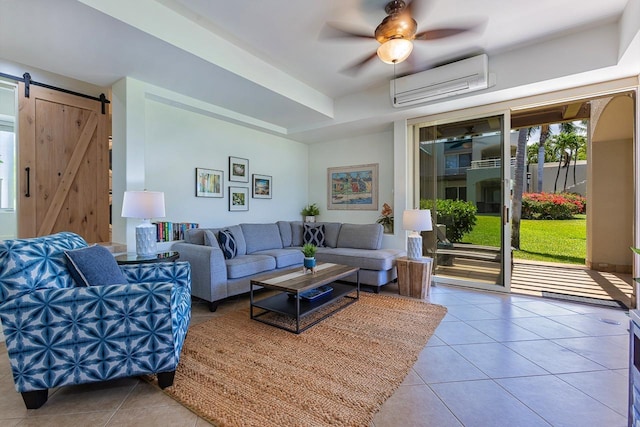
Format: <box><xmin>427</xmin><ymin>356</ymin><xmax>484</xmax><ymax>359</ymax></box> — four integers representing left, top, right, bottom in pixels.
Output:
<box><xmin>0</xmin><ymin>283</ymin><xmax>630</xmax><ymax>426</ymax></box>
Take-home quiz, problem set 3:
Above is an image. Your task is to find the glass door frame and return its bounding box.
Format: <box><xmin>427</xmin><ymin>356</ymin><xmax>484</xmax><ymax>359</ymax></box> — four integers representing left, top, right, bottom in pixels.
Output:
<box><xmin>410</xmin><ymin>109</ymin><xmax>512</xmax><ymax>293</ymax></box>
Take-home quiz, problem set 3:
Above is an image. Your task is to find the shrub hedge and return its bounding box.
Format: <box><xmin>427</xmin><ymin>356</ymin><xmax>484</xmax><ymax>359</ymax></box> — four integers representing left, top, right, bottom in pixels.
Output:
<box><xmin>521</xmin><ymin>192</ymin><xmax>586</xmax><ymax>220</ymax></box>
<box><xmin>419</xmin><ymin>198</ymin><xmax>477</xmax><ymax>242</ymax></box>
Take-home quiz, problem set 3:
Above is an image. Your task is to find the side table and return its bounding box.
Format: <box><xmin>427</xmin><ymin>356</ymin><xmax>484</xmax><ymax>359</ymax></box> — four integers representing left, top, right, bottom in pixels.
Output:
<box><xmin>396</xmin><ymin>256</ymin><xmax>433</xmax><ymax>299</ymax></box>
<box><xmin>115</xmin><ymin>251</ymin><xmax>179</xmax><ymax>265</ymax></box>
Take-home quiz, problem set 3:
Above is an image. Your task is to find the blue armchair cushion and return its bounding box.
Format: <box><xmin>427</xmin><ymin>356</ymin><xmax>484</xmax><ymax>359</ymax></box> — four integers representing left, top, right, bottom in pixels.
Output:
<box><xmin>0</xmin><ymin>231</ymin><xmax>88</xmax><ymax>304</ymax></box>
<box><xmin>218</xmin><ymin>229</ymin><xmax>237</xmax><ymax>259</ymax></box>
<box><xmin>65</xmin><ymin>245</ymin><xmax>128</xmax><ymax>287</ymax></box>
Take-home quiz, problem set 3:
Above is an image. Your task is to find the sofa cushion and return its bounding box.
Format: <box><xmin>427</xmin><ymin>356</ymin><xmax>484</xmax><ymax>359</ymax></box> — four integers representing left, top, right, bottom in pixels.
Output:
<box><xmin>303</xmin><ymin>223</ymin><xmax>325</xmax><ymax>247</ymax></box>
<box><xmin>223</xmin><ymin>225</ymin><xmax>246</xmax><ymax>255</ymax></box>
<box><xmin>204</xmin><ymin>230</ymin><xmax>220</xmax><ymax>250</ymax></box>
<box><xmin>241</xmin><ymin>223</ymin><xmax>283</xmax><ymax>254</ymax></box>
<box><xmin>318</xmin><ymin>222</ymin><xmax>342</xmax><ymax>248</ymax></box>
<box><xmin>218</xmin><ymin>229</ymin><xmax>238</xmax><ymax>259</ymax></box>
<box><xmin>254</xmin><ymin>248</ymin><xmax>304</xmax><ymax>268</ymax></box>
<box><xmin>184</xmin><ymin>228</ymin><xmax>207</xmax><ymax>245</ymax></box>
<box><xmin>65</xmin><ymin>245</ymin><xmax>129</xmax><ymax>287</ymax></box>
<box><xmin>290</xmin><ymin>221</ymin><xmax>304</xmax><ymax>246</ymax></box>
<box><xmin>337</xmin><ymin>223</ymin><xmax>383</xmax><ymax>250</ymax></box>
<box><xmin>277</xmin><ymin>221</ymin><xmax>293</xmax><ymax>247</ymax></box>
<box><xmin>225</xmin><ymin>255</ymin><xmax>276</xmax><ymax>279</ymax></box>
<box><xmin>316</xmin><ymin>247</ymin><xmax>401</xmax><ymax>271</ymax></box>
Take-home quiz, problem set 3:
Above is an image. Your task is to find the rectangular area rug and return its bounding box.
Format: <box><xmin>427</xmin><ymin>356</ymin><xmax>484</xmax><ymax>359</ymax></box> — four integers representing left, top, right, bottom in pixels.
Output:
<box><xmin>155</xmin><ymin>293</ymin><xmax>447</xmax><ymax>426</ymax></box>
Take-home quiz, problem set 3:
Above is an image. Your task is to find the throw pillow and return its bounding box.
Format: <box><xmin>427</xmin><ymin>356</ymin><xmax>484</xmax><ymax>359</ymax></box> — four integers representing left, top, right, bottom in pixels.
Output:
<box><xmin>303</xmin><ymin>223</ymin><xmax>325</xmax><ymax>247</ymax></box>
<box><xmin>204</xmin><ymin>229</ymin><xmax>221</xmax><ymax>250</ymax></box>
<box><xmin>65</xmin><ymin>245</ymin><xmax>129</xmax><ymax>287</ymax></box>
<box><xmin>218</xmin><ymin>229</ymin><xmax>237</xmax><ymax>259</ymax></box>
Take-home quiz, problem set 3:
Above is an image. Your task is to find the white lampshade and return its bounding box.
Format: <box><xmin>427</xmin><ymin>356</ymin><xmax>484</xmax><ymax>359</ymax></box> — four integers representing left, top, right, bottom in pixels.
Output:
<box><xmin>377</xmin><ymin>38</ymin><xmax>413</xmax><ymax>64</ymax></box>
<box><xmin>121</xmin><ymin>191</ymin><xmax>166</xmax><ymax>219</ymax></box>
<box><xmin>402</xmin><ymin>209</ymin><xmax>433</xmax><ymax>232</ymax></box>
<box><xmin>402</xmin><ymin>209</ymin><xmax>433</xmax><ymax>260</ymax></box>
<box><xmin>121</xmin><ymin>191</ymin><xmax>165</xmax><ymax>257</ymax></box>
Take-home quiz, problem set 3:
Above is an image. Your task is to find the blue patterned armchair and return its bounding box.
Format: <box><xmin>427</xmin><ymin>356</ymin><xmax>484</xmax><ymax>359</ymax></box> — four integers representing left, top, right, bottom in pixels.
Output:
<box><xmin>0</xmin><ymin>232</ymin><xmax>191</xmax><ymax>409</ymax></box>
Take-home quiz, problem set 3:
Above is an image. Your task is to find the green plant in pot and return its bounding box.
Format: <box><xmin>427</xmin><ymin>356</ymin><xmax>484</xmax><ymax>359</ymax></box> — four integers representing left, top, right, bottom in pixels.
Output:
<box><xmin>301</xmin><ymin>243</ymin><xmax>317</xmax><ymax>270</ymax></box>
<box><xmin>301</xmin><ymin>203</ymin><xmax>320</xmax><ymax>223</ymax></box>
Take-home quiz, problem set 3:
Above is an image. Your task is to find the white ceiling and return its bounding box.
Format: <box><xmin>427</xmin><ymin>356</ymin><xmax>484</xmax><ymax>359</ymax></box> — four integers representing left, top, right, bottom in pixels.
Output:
<box><xmin>0</xmin><ymin>0</ymin><xmax>638</xmax><ymax>142</ymax></box>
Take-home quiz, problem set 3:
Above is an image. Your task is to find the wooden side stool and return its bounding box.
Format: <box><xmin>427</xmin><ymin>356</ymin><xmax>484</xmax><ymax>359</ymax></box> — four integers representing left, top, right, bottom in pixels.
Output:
<box><xmin>396</xmin><ymin>256</ymin><xmax>433</xmax><ymax>299</ymax></box>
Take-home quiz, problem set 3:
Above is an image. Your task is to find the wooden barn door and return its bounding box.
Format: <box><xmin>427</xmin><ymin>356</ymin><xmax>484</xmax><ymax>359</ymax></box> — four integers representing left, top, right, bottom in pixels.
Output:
<box><xmin>17</xmin><ymin>83</ymin><xmax>110</xmax><ymax>242</ymax></box>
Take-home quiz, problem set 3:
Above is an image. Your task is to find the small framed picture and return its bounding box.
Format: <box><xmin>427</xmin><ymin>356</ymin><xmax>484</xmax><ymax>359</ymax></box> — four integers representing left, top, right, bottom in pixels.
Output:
<box><xmin>229</xmin><ymin>186</ymin><xmax>249</xmax><ymax>211</ymax></box>
<box><xmin>252</xmin><ymin>174</ymin><xmax>272</xmax><ymax>199</ymax></box>
<box><xmin>229</xmin><ymin>156</ymin><xmax>249</xmax><ymax>182</ymax></box>
<box><xmin>195</xmin><ymin>168</ymin><xmax>223</xmax><ymax>198</ymax></box>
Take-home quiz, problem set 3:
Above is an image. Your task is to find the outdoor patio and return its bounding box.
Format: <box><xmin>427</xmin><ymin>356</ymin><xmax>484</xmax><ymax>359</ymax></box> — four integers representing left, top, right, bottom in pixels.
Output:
<box><xmin>434</xmin><ymin>258</ymin><xmax>633</xmax><ymax>309</ymax></box>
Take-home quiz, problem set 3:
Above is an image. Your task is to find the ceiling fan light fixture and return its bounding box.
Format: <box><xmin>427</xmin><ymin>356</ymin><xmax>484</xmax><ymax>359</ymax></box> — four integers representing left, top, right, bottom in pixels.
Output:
<box><xmin>377</xmin><ymin>38</ymin><xmax>413</xmax><ymax>64</ymax></box>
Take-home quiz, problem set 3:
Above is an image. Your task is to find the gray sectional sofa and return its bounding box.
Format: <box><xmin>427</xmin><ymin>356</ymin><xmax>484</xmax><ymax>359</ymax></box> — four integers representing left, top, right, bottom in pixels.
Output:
<box><xmin>172</xmin><ymin>221</ymin><xmax>406</xmax><ymax>311</ymax></box>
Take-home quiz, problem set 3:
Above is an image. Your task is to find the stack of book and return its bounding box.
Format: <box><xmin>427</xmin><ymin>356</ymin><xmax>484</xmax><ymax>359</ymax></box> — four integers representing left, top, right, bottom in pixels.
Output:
<box><xmin>154</xmin><ymin>222</ymin><xmax>199</xmax><ymax>242</ymax></box>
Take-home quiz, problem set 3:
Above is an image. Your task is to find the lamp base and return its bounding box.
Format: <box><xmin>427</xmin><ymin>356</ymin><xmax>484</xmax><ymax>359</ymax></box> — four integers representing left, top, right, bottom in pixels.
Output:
<box><xmin>407</xmin><ymin>234</ymin><xmax>422</xmax><ymax>260</ymax></box>
<box><xmin>135</xmin><ymin>221</ymin><xmax>157</xmax><ymax>257</ymax></box>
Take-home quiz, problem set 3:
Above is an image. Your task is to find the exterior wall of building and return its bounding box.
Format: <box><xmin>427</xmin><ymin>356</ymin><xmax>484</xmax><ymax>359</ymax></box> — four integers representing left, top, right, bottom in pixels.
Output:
<box><xmin>527</xmin><ymin>161</ymin><xmax>588</xmax><ymax>196</ymax></box>
<box><xmin>587</xmin><ymin>95</ymin><xmax>634</xmax><ymax>273</ymax></box>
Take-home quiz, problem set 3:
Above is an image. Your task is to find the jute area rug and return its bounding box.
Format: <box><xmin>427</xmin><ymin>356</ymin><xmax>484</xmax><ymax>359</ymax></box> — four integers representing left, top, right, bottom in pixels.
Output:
<box><xmin>158</xmin><ymin>293</ymin><xmax>447</xmax><ymax>427</ymax></box>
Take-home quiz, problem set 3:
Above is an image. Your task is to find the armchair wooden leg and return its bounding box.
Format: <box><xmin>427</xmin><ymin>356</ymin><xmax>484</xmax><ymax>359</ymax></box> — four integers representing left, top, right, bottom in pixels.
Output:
<box><xmin>157</xmin><ymin>371</ymin><xmax>175</xmax><ymax>389</ymax></box>
<box><xmin>21</xmin><ymin>389</ymin><xmax>48</xmax><ymax>409</ymax></box>
<box><xmin>208</xmin><ymin>301</ymin><xmax>219</xmax><ymax>312</ymax></box>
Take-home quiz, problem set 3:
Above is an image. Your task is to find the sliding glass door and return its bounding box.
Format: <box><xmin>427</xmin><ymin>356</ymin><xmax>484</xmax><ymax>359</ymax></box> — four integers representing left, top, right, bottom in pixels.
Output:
<box><xmin>415</xmin><ymin>113</ymin><xmax>512</xmax><ymax>291</ymax></box>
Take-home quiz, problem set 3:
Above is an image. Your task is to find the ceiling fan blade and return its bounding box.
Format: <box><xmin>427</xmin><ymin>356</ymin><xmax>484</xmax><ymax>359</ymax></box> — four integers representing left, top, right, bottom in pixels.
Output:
<box><xmin>320</xmin><ymin>22</ymin><xmax>375</xmax><ymax>40</ymax></box>
<box><xmin>340</xmin><ymin>51</ymin><xmax>379</xmax><ymax>76</ymax></box>
<box><xmin>414</xmin><ymin>27</ymin><xmax>473</xmax><ymax>41</ymax></box>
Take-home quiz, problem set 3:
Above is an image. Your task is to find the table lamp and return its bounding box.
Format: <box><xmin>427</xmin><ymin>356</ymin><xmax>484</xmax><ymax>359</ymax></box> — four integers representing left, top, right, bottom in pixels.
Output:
<box><xmin>121</xmin><ymin>190</ymin><xmax>166</xmax><ymax>256</ymax></box>
<box><xmin>402</xmin><ymin>209</ymin><xmax>433</xmax><ymax>260</ymax></box>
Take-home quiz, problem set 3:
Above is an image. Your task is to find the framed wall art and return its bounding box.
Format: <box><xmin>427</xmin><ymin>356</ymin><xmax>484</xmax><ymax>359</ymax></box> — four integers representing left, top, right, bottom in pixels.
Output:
<box><xmin>229</xmin><ymin>186</ymin><xmax>249</xmax><ymax>211</ymax></box>
<box><xmin>195</xmin><ymin>168</ymin><xmax>223</xmax><ymax>198</ymax></box>
<box><xmin>327</xmin><ymin>163</ymin><xmax>379</xmax><ymax>210</ymax></box>
<box><xmin>229</xmin><ymin>156</ymin><xmax>249</xmax><ymax>182</ymax></box>
<box><xmin>252</xmin><ymin>174</ymin><xmax>272</xmax><ymax>199</ymax></box>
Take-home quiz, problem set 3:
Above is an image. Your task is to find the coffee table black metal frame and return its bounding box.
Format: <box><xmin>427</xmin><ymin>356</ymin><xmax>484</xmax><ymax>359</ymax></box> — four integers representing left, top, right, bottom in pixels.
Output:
<box><xmin>250</xmin><ymin>263</ymin><xmax>360</xmax><ymax>334</ymax></box>
<box><xmin>115</xmin><ymin>251</ymin><xmax>179</xmax><ymax>265</ymax></box>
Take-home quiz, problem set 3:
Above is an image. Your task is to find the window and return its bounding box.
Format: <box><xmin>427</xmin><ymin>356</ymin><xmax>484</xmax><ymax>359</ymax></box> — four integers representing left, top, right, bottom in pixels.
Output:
<box><xmin>445</xmin><ymin>152</ymin><xmax>472</xmax><ymax>175</ymax></box>
<box><xmin>445</xmin><ymin>186</ymin><xmax>467</xmax><ymax>201</ymax></box>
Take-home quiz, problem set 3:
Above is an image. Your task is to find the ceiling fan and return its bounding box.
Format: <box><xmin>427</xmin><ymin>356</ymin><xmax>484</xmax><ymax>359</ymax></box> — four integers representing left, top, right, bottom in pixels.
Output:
<box><xmin>325</xmin><ymin>0</ymin><xmax>476</xmax><ymax>74</ymax></box>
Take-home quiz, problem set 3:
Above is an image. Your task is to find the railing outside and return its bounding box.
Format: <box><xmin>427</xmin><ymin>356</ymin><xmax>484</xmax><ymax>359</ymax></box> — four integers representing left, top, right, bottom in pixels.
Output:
<box><xmin>470</xmin><ymin>158</ymin><xmax>516</xmax><ymax>169</ymax></box>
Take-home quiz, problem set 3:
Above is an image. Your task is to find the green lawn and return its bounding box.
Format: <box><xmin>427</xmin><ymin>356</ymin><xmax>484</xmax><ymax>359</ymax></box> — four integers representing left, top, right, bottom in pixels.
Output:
<box><xmin>461</xmin><ymin>214</ymin><xmax>586</xmax><ymax>264</ymax></box>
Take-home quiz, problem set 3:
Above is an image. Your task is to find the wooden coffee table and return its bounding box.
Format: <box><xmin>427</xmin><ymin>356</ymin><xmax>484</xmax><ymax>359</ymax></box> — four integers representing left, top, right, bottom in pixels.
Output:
<box><xmin>250</xmin><ymin>263</ymin><xmax>359</xmax><ymax>334</ymax></box>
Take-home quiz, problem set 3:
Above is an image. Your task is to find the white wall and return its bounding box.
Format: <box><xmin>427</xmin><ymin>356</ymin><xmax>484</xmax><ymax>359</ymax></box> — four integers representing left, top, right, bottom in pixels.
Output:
<box><xmin>307</xmin><ymin>130</ymin><xmax>394</xmax><ymax>224</ymax></box>
<box><xmin>112</xmin><ymin>77</ymin><xmax>309</xmax><ymax>250</ymax></box>
<box><xmin>307</xmin><ymin>128</ymin><xmax>407</xmax><ymax>251</ymax></box>
<box><xmin>144</xmin><ymin>98</ymin><xmax>308</xmax><ymax>227</ymax></box>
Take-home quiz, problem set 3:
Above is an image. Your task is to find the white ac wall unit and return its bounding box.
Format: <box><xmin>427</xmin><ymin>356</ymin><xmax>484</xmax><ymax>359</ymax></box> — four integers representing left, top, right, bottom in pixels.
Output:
<box><xmin>391</xmin><ymin>54</ymin><xmax>490</xmax><ymax>107</ymax></box>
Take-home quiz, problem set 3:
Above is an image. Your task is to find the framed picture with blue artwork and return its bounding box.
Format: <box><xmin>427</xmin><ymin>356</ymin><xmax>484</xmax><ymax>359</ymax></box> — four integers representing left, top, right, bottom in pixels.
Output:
<box><xmin>252</xmin><ymin>174</ymin><xmax>272</xmax><ymax>199</ymax></box>
<box><xmin>327</xmin><ymin>163</ymin><xmax>378</xmax><ymax>210</ymax></box>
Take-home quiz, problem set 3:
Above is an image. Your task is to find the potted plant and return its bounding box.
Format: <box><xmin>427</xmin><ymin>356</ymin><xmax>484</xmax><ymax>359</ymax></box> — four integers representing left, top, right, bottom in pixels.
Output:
<box><xmin>301</xmin><ymin>203</ymin><xmax>320</xmax><ymax>223</ymax></box>
<box><xmin>301</xmin><ymin>243</ymin><xmax>317</xmax><ymax>270</ymax></box>
<box><xmin>376</xmin><ymin>203</ymin><xmax>394</xmax><ymax>234</ymax></box>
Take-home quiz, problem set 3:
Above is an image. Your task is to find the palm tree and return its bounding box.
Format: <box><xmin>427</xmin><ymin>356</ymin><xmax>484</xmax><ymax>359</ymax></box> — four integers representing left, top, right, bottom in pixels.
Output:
<box><xmin>560</xmin><ymin>120</ymin><xmax>587</xmax><ymax>189</ymax></box>
<box><xmin>537</xmin><ymin>124</ymin><xmax>551</xmax><ymax>192</ymax></box>
<box><xmin>511</xmin><ymin>128</ymin><xmax>528</xmax><ymax>249</ymax></box>
<box><xmin>548</xmin><ymin>122</ymin><xmax>587</xmax><ymax>192</ymax></box>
